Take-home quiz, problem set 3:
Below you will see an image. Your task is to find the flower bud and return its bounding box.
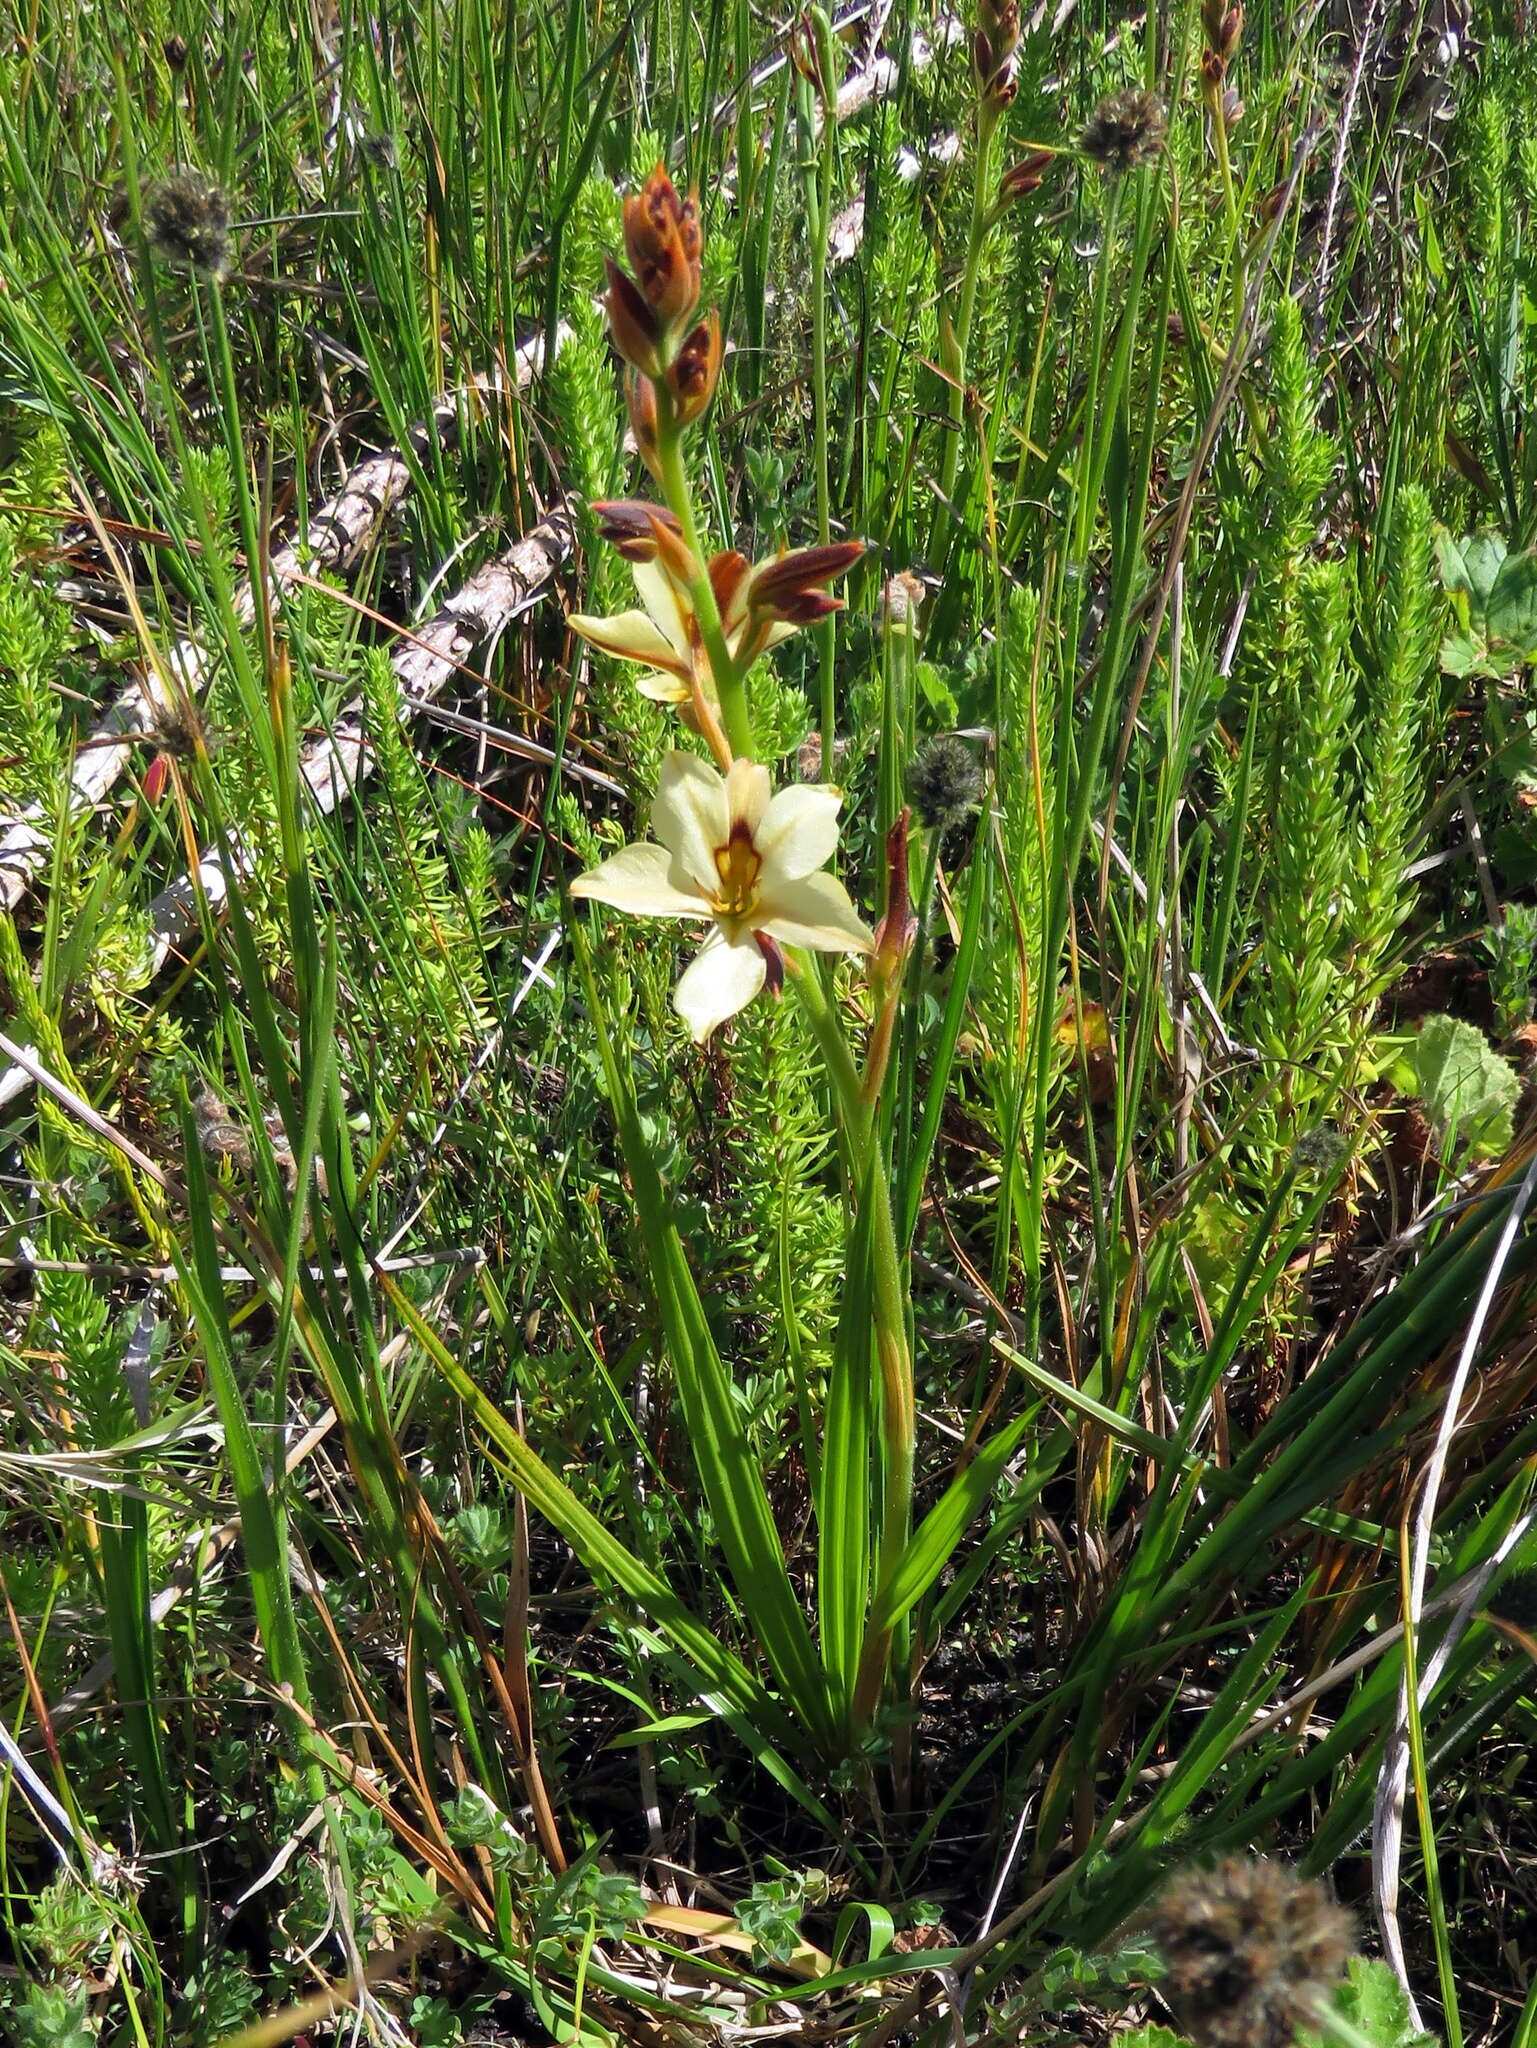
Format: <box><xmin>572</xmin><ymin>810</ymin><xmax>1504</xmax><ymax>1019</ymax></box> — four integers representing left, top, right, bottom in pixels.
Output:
<box><xmin>747</xmin><ymin>539</ymin><xmax>865</xmax><ymax>622</ymax></box>
<box><xmin>871</xmin><ymin>809</ymin><xmax>918</xmax><ymax>983</ymax></box>
<box><xmin>1222</xmin><ymin>87</ymin><xmax>1245</xmax><ymax>127</ymax></box>
<box><xmin>605</xmin><ymin>256</ymin><xmax>663</xmax><ymax>376</ymax></box>
<box><xmin>623</xmin><ymin>165</ymin><xmax>702</xmax><ymax>331</ymax></box>
<box><xmin>996</xmin><ymin>149</ymin><xmax>1054</xmax><ymax>207</ymax></box>
<box><xmin>666</xmin><ymin>311</ymin><xmax>722</xmax><ymax>426</ymax></box>
<box><xmin>591</xmin><ymin>498</ymin><xmax>683</xmax><ymax>561</ymax></box>
<box><xmin>708</xmin><ymin>549</ymin><xmax>753</xmax><ymax>619</ymax></box>
<box><xmin>624</xmin><ymin>370</ymin><xmax>663</xmax><ymax>480</ymax></box>
<box><xmin>790</xmin><ymin>8</ymin><xmax>832</xmax><ymax>106</ymax></box>
<box><xmin>1200</xmin><ymin>46</ymin><xmax>1226</xmax><ymax>93</ymax></box>
<box><xmin>1219</xmin><ymin>5</ymin><xmax>1243</xmax><ymax>58</ymax></box>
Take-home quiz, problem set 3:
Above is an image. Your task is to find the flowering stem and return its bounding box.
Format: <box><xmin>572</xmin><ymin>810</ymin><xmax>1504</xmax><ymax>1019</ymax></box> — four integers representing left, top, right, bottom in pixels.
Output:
<box><xmin>785</xmin><ymin>952</ymin><xmax>870</xmax><ymax>1158</ymax></box>
<box><xmin>655</xmin><ymin>424</ymin><xmax>756</xmax><ymax>762</ymax></box>
<box><xmin>786</xmin><ymin>953</ymin><xmax>916</xmax><ymax>1732</ymax></box>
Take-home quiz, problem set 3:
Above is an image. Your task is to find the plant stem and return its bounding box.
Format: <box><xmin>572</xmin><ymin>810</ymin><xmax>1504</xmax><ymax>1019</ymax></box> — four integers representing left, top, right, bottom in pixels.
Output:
<box><xmin>799</xmin><ymin>67</ymin><xmax>838</xmax><ymax>775</ymax></box>
<box><xmin>656</xmin><ymin>424</ymin><xmax>755</xmax><ymax>761</ymax></box>
<box><xmin>929</xmin><ymin>102</ymin><xmax>1001</xmax><ymax>559</ymax></box>
<box><xmin>787</xmin><ymin>954</ymin><xmax>916</xmax><ymax>1732</ymax></box>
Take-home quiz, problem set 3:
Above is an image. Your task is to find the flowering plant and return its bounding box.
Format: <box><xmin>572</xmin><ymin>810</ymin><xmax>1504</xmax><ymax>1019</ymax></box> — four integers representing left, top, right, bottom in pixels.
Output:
<box><xmin>530</xmin><ymin>160</ymin><xmax>1023</xmax><ymax>1764</ymax></box>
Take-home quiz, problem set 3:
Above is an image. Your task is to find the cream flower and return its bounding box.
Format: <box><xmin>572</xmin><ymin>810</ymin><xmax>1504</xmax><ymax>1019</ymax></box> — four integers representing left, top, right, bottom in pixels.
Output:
<box><xmin>566</xmin><ymin>504</ymin><xmax>863</xmax><ymax>712</ymax></box>
<box><xmin>570</xmin><ymin>751</ymin><xmax>874</xmax><ymax>1040</ymax></box>
<box><xmin>568</xmin><ymin>557</ymin><xmax>794</xmax><ymax>708</ymax></box>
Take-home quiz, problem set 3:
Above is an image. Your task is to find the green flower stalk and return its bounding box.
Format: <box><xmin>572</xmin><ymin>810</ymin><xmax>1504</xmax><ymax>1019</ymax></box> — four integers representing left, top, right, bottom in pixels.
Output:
<box><xmin>564</xmin><ymin>161</ymin><xmax>943</xmax><ymax>1749</ymax></box>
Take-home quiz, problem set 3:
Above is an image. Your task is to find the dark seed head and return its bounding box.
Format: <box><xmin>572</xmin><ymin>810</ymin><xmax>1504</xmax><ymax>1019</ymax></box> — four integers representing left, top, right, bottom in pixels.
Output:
<box><xmin>909</xmin><ymin>735</ymin><xmax>984</xmax><ymax>834</ymax></box>
<box><xmin>143</xmin><ymin>170</ymin><xmax>231</xmax><ymax>278</ymax></box>
<box><xmin>1080</xmin><ymin>87</ymin><xmax>1168</xmax><ymax>174</ymax></box>
<box><xmin>1144</xmin><ymin>1857</ymin><xmax>1354</xmax><ymax>2048</ymax></box>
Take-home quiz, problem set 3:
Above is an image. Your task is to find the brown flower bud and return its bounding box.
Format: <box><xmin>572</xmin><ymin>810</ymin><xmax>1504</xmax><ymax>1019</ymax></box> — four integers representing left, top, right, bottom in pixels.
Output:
<box><xmin>708</xmin><ymin>549</ymin><xmax>753</xmax><ymax>620</ymax></box>
<box><xmin>623</xmin><ymin>165</ymin><xmax>702</xmax><ymax>331</ymax></box>
<box><xmin>1256</xmin><ymin>179</ymin><xmax>1287</xmax><ymax>226</ymax></box>
<box><xmin>748</xmin><ymin>539</ymin><xmax>865</xmax><ymax>621</ymax></box>
<box><xmin>871</xmin><ymin>808</ymin><xmax>918</xmax><ymax>983</ymax></box>
<box><xmin>981</xmin><ymin>0</ymin><xmax>1020</xmax><ymax>59</ymax></box>
<box><xmin>790</xmin><ymin>9</ymin><xmax>832</xmax><ymax>104</ymax></box>
<box><xmin>997</xmin><ymin>149</ymin><xmax>1054</xmax><ymax>206</ymax></box>
<box><xmin>1200</xmin><ymin>45</ymin><xmax>1226</xmax><ymax>92</ymax></box>
<box><xmin>591</xmin><ymin>498</ymin><xmax>685</xmax><ymax>563</ymax></box>
<box><xmin>1219</xmin><ymin>5</ymin><xmax>1243</xmax><ymax>58</ymax></box>
<box><xmin>972</xmin><ymin>26</ymin><xmax>995</xmax><ymax>89</ymax></box>
<box><xmin>605</xmin><ymin>255</ymin><xmax>663</xmax><ymax>376</ymax></box>
<box><xmin>624</xmin><ymin>371</ymin><xmax>663</xmax><ymax>480</ymax></box>
<box><xmin>666</xmin><ymin>311</ymin><xmax>722</xmax><ymax>426</ymax></box>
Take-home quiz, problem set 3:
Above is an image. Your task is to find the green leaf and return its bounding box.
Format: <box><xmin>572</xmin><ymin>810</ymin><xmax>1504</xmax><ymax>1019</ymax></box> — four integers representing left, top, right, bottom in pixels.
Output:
<box><xmin>914</xmin><ymin>659</ymin><xmax>959</xmax><ymax>725</ymax></box>
<box><xmin>1486</xmin><ymin>546</ymin><xmax>1537</xmax><ymax>650</ymax></box>
<box><xmin>1411</xmin><ymin>1014</ymin><xmax>1520</xmax><ymax>1162</ymax></box>
<box><xmin>1311</xmin><ymin>1959</ymin><xmax>1438</xmax><ymax>2048</ymax></box>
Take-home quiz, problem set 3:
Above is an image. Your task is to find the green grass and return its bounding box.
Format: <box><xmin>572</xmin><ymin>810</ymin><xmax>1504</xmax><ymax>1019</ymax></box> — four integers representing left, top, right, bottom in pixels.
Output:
<box><xmin>0</xmin><ymin>1</ymin><xmax>1536</xmax><ymax>2044</ymax></box>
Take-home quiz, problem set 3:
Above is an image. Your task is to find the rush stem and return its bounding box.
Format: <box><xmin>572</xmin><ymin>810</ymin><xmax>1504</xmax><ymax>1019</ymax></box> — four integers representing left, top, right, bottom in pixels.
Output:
<box><xmin>929</xmin><ymin>98</ymin><xmax>1001</xmax><ymax>555</ymax></box>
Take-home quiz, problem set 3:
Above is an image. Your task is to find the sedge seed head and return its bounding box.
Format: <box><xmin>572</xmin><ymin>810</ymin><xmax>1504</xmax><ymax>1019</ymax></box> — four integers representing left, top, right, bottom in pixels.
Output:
<box><xmin>143</xmin><ymin>170</ymin><xmax>232</xmax><ymax>278</ymax></box>
<box><xmin>1080</xmin><ymin>87</ymin><xmax>1168</xmax><ymax>174</ymax></box>
<box><xmin>1145</xmin><ymin>1856</ymin><xmax>1354</xmax><ymax>2048</ymax></box>
<box><xmin>909</xmin><ymin>735</ymin><xmax>983</xmax><ymax>834</ymax></box>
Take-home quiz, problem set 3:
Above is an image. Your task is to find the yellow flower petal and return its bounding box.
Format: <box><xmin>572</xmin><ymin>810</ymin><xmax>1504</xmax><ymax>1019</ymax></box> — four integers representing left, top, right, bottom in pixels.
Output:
<box><xmin>754</xmin><ymin>783</ymin><xmax>842</xmax><ymax>883</ymax></box>
<box><xmin>757</xmin><ymin>870</ymin><xmax>874</xmax><ymax>953</ymax></box>
<box><xmin>568</xmin><ymin>607</ymin><xmax>689</xmax><ymax>677</ymax></box>
<box><xmin>724</xmin><ymin>757</ymin><xmax>772</xmax><ymax>841</ymax></box>
<box><xmin>570</xmin><ymin>840</ymin><xmax>709</xmax><ymax>920</ymax></box>
<box><xmin>652</xmin><ymin>750</ymin><xmax>729</xmax><ymax>897</ymax></box>
<box><xmin>673</xmin><ymin>927</ymin><xmax>766</xmax><ymax>1041</ymax></box>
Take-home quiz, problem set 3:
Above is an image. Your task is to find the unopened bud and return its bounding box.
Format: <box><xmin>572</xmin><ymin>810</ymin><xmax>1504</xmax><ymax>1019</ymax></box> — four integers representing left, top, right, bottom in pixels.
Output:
<box><xmin>748</xmin><ymin>540</ymin><xmax>865</xmax><ymax>623</ymax></box>
<box><xmin>1200</xmin><ymin>46</ymin><xmax>1226</xmax><ymax>93</ymax></box>
<box><xmin>997</xmin><ymin>149</ymin><xmax>1054</xmax><ymax>206</ymax></box>
<box><xmin>622</xmin><ymin>165</ymin><xmax>703</xmax><ymax>331</ymax></box>
<box><xmin>605</xmin><ymin>256</ymin><xmax>663</xmax><ymax>376</ymax></box>
<box><xmin>972</xmin><ymin>27</ymin><xmax>995</xmax><ymax>90</ymax></box>
<box><xmin>790</xmin><ymin>9</ymin><xmax>832</xmax><ymax>104</ymax></box>
<box><xmin>624</xmin><ymin>371</ymin><xmax>663</xmax><ymax>480</ymax></box>
<box><xmin>1257</xmin><ymin>178</ymin><xmax>1287</xmax><ymax>226</ymax></box>
<box><xmin>872</xmin><ymin>809</ymin><xmax>918</xmax><ymax>982</ymax></box>
<box><xmin>666</xmin><ymin>311</ymin><xmax>723</xmax><ymax>426</ymax></box>
<box><xmin>1222</xmin><ymin>87</ymin><xmax>1245</xmax><ymax>127</ymax></box>
<box><xmin>591</xmin><ymin>498</ymin><xmax>684</xmax><ymax>562</ymax></box>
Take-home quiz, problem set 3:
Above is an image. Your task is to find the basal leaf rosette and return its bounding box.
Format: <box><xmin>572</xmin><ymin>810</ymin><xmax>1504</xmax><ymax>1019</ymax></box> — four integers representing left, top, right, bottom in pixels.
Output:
<box><xmin>570</xmin><ymin>750</ymin><xmax>873</xmax><ymax>1041</ymax></box>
